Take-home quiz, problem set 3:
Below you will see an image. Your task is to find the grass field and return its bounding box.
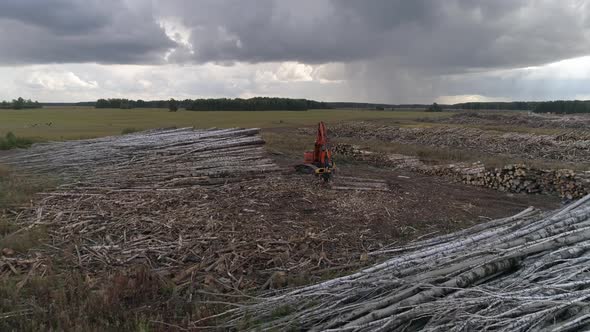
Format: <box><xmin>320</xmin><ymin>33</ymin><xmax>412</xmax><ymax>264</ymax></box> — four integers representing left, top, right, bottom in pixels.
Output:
<box><xmin>0</xmin><ymin>107</ymin><xmax>452</xmax><ymax>141</ymax></box>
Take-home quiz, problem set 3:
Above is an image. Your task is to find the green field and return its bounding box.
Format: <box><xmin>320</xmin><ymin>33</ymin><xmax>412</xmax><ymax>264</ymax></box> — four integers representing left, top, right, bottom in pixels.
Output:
<box><xmin>0</xmin><ymin>107</ymin><xmax>452</xmax><ymax>141</ymax></box>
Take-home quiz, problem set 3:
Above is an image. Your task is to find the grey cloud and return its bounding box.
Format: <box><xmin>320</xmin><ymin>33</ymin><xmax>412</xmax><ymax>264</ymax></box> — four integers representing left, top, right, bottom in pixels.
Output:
<box><xmin>1</xmin><ymin>0</ymin><xmax>590</xmax><ymax>104</ymax></box>
<box><xmin>0</xmin><ymin>0</ymin><xmax>176</xmax><ymax>65</ymax></box>
<box><xmin>161</xmin><ymin>0</ymin><xmax>590</xmax><ymax>71</ymax></box>
<box><xmin>0</xmin><ymin>0</ymin><xmax>112</xmax><ymax>34</ymax></box>
<box><xmin>2</xmin><ymin>0</ymin><xmax>589</xmax><ymax>71</ymax></box>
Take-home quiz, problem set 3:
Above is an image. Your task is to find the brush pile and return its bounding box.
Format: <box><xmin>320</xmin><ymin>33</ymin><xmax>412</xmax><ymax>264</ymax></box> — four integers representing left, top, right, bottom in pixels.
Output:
<box><xmin>224</xmin><ymin>195</ymin><xmax>590</xmax><ymax>331</ymax></box>
<box><xmin>327</xmin><ymin>122</ymin><xmax>590</xmax><ymax>163</ymax></box>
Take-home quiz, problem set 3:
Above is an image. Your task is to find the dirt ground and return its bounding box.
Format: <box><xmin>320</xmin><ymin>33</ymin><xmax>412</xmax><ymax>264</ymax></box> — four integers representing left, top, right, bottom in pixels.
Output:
<box><xmin>0</xmin><ymin>126</ymin><xmax>564</xmax><ymax>330</ymax></box>
<box><xmin>3</xmin><ymin>157</ymin><xmax>559</xmax><ymax>293</ymax></box>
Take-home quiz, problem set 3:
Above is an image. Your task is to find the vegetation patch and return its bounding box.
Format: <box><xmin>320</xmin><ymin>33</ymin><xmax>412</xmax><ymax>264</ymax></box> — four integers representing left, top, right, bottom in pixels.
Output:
<box><xmin>0</xmin><ymin>97</ymin><xmax>42</xmax><ymax>110</ymax></box>
<box><xmin>0</xmin><ymin>165</ymin><xmax>53</xmax><ymax>208</ymax></box>
<box><xmin>0</xmin><ymin>132</ymin><xmax>33</xmax><ymax>150</ymax></box>
<box><xmin>121</xmin><ymin>127</ymin><xmax>140</xmax><ymax>135</ymax></box>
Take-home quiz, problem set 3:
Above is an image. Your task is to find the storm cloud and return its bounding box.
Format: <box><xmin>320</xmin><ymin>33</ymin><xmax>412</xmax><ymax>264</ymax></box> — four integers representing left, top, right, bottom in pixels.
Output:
<box><xmin>0</xmin><ymin>0</ymin><xmax>175</xmax><ymax>64</ymax></box>
<box><xmin>0</xmin><ymin>0</ymin><xmax>589</xmax><ymax>103</ymax></box>
<box><xmin>159</xmin><ymin>0</ymin><xmax>590</xmax><ymax>70</ymax></box>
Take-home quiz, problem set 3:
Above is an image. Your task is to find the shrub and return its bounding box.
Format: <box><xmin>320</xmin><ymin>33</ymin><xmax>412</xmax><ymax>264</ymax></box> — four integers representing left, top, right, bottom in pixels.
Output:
<box><xmin>168</xmin><ymin>98</ymin><xmax>179</xmax><ymax>112</ymax></box>
<box><xmin>121</xmin><ymin>127</ymin><xmax>140</xmax><ymax>135</ymax></box>
<box><xmin>0</xmin><ymin>132</ymin><xmax>33</xmax><ymax>150</ymax></box>
<box><xmin>426</xmin><ymin>103</ymin><xmax>443</xmax><ymax>112</ymax></box>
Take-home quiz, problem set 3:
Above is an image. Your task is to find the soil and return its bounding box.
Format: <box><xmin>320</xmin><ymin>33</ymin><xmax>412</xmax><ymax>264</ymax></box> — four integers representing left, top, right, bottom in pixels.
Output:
<box><xmin>3</xmin><ymin>128</ymin><xmax>561</xmax><ymax>292</ymax></box>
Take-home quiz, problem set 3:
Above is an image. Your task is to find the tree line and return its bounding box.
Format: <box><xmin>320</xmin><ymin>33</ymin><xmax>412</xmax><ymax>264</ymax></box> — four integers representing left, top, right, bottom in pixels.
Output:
<box><xmin>451</xmin><ymin>101</ymin><xmax>590</xmax><ymax>113</ymax></box>
<box><xmin>533</xmin><ymin>100</ymin><xmax>590</xmax><ymax>114</ymax></box>
<box><xmin>95</xmin><ymin>97</ymin><xmax>331</xmax><ymax>111</ymax></box>
<box><xmin>0</xmin><ymin>97</ymin><xmax>42</xmax><ymax>109</ymax></box>
<box><xmin>451</xmin><ymin>102</ymin><xmax>540</xmax><ymax>111</ymax></box>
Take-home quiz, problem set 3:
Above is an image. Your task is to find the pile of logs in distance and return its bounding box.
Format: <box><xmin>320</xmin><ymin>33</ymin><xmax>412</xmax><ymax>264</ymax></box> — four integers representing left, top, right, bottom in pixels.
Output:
<box><xmin>431</xmin><ymin>163</ymin><xmax>590</xmax><ymax>200</ymax></box>
<box><xmin>333</xmin><ymin>143</ymin><xmax>590</xmax><ymax>199</ymax></box>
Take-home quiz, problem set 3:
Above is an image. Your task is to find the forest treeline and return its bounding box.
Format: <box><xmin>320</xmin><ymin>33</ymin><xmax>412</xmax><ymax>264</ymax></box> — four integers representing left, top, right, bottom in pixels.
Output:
<box><xmin>3</xmin><ymin>97</ymin><xmax>590</xmax><ymax>113</ymax></box>
<box><xmin>452</xmin><ymin>102</ymin><xmax>539</xmax><ymax>111</ymax></box>
<box><xmin>331</xmin><ymin>101</ymin><xmax>590</xmax><ymax>113</ymax></box>
<box><xmin>443</xmin><ymin>101</ymin><xmax>590</xmax><ymax>113</ymax></box>
<box><xmin>95</xmin><ymin>97</ymin><xmax>331</xmax><ymax>111</ymax></box>
<box><xmin>0</xmin><ymin>97</ymin><xmax>42</xmax><ymax>109</ymax></box>
<box><xmin>327</xmin><ymin>101</ymin><xmax>541</xmax><ymax>110</ymax></box>
<box><xmin>532</xmin><ymin>100</ymin><xmax>590</xmax><ymax>114</ymax></box>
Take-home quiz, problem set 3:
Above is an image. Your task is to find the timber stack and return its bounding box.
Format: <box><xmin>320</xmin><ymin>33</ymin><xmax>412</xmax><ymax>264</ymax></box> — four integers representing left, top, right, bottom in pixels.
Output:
<box><xmin>224</xmin><ymin>195</ymin><xmax>590</xmax><ymax>331</ymax></box>
<box><xmin>333</xmin><ymin>143</ymin><xmax>589</xmax><ymax>199</ymax></box>
<box><xmin>0</xmin><ymin>127</ymin><xmax>276</xmax><ymax>188</ymax></box>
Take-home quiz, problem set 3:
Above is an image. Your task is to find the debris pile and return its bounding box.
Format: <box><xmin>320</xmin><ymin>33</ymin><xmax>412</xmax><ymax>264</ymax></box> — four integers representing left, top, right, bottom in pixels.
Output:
<box><xmin>0</xmin><ymin>129</ymin><xmax>409</xmax><ymax>288</ymax></box>
<box><xmin>334</xmin><ymin>143</ymin><xmax>590</xmax><ymax>199</ymax></box>
<box><xmin>435</xmin><ymin>111</ymin><xmax>590</xmax><ymax>129</ymax></box>
<box><xmin>328</xmin><ymin>122</ymin><xmax>590</xmax><ymax>163</ymax></box>
<box><xmin>224</xmin><ymin>195</ymin><xmax>590</xmax><ymax>331</ymax></box>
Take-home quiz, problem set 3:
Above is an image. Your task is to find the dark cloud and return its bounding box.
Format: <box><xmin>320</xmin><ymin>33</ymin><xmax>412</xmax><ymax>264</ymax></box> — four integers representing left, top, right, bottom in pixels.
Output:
<box><xmin>0</xmin><ymin>0</ymin><xmax>111</xmax><ymax>34</ymax></box>
<box><xmin>1</xmin><ymin>0</ymin><xmax>590</xmax><ymax>104</ymax></box>
<box><xmin>2</xmin><ymin>0</ymin><xmax>589</xmax><ymax>70</ymax></box>
<box><xmin>161</xmin><ymin>0</ymin><xmax>590</xmax><ymax>71</ymax></box>
<box><xmin>0</xmin><ymin>0</ymin><xmax>176</xmax><ymax>65</ymax></box>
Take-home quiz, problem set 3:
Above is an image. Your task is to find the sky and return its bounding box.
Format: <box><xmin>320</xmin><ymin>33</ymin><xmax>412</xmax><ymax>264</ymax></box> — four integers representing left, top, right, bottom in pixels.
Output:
<box><xmin>1</xmin><ymin>0</ymin><xmax>590</xmax><ymax>104</ymax></box>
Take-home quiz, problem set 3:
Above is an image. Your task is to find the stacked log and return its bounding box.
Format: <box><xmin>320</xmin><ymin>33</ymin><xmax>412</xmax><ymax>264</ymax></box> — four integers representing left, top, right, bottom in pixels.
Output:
<box><xmin>332</xmin><ymin>143</ymin><xmax>359</xmax><ymax>156</ymax></box>
<box><xmin>333</xmin><ymin>143</ymin><xmax>589</xmax><ymax>199</ymax></box>
<box><xmin>223</xmin><ymin>195</ymin><xmax>590</xmax><ymax>331</ymax></box>
<box><xmin>450</xmin><ymin>165</ymin><xmax>590</xmax><ymax>199</ymax></box>
<box><xmin>0</xmin><ymin>127</ymin><xmax>277</xmax><ymax>188</ymax></box>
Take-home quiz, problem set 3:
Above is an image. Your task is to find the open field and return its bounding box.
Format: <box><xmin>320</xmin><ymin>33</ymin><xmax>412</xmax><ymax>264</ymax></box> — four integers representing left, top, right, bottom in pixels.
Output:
<box><xmin>1</xmin><ymin>107</ymin><xmax>589</xmax><ymax>330</ymax></box>
<box><xmin>0</xmin><ymin>107</ymin><xmax>453</xmax><ymax>140</ymax></box>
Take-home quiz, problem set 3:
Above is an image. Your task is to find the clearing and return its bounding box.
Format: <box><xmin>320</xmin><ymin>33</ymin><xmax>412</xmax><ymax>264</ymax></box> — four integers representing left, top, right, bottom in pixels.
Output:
<box><xmin>2</xmin><ymin>107</ymin><xmax>585</xmax><ymax>330</ymax></box>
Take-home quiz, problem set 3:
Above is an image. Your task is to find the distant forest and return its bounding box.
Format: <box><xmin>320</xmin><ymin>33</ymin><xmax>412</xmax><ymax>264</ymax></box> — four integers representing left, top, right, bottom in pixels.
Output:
<box><xmin>0</xmin><ymin>97</ymin><xmax>42</xmax><ymax>109</ymax></box>
<box><xmin>332</xmin><ymin>101</ymin><xmax>590</xmax><ymax>114</ymax></box>
<box><xmin>532</xmin><ymin>100</ymin><xmax>590</xmax><ymax>114</ymax></box>
<box><xmin>452</xmin><ymin>102</ymin><xmax>539</xmax><ymax>111</ymax></box>
<box><xmin>94</xmin><ymin>97</ymin><xmax>331</xmax><ymax>111</ymax></box>
<box><xmin>452</xmin><ymin>100</ymin><xmax>590</xmax><ymax>113</ymax></box>
<box><xmin>3</xmin><ymin>97</ymin><xmax>590</xmax><ymax>114</ymax></box>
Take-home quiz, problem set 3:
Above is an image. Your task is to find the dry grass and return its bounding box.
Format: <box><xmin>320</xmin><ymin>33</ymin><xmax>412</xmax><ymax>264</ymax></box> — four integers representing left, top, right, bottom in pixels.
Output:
<box><xmin>0</xmin><ymin>266</ymin><xmax>210</xmax><ymax>331</ymax></box>
<box><xmin>0</xmin><ymin>108</ymin><xmax>453</xmax><ymax>141</ymax></box>
<box><xmin>262</xmin><ymin>131</ymin><xmax>313</xmax><ymax>157</ymax></box>
<box><xmin>0</xmin><ymin>165</ymin><xmax>55</xmax><ymax>208</ymax></box>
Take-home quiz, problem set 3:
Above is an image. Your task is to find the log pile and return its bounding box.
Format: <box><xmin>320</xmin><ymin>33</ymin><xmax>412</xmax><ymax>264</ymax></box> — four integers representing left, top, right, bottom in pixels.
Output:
<box><xmin>435</xmin><ymin>111</ymin><xmax>590</xmax><ymax>129</ymax></box>
<box><xmin>446</xmin><ymin>165</ymin><xmax>590</xmax><ymax>199</ymax></box>
<box><xmin>0</xmin><ymin>127</ymin><xmax>276</xmax><ymax>188</ymax></box>
<box><xmin>0</xmin><ymin>129</ymin><xmax>406</xmax><ymax>289</ymax></box>
<box><xmin>223</xmin><ymin>195</ymin><xmax>590</xmax><ymax>331</ymax></box>
<box><xmin>333</xmin><ymin>143</ymin><xmax>590</xmax><ymax>199</ymax></box>
<box><xmin>326</xmin><ymin>122</ymin><xmax>590</xmax><ymax>164</ymax></box>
